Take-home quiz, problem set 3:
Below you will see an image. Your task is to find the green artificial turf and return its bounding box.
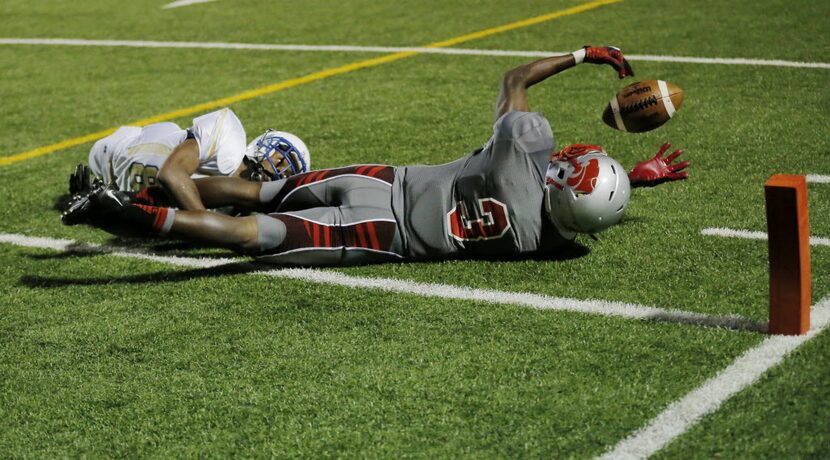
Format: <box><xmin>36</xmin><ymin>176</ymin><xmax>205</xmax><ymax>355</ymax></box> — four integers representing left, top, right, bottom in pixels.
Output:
<box><xmin>0</xmin><ymin>0</ymin><xmax>828</xmax><ymax>457</ymax></box>
<box><xmin>0</xmin><ymin>245</ymin><xmax>762</xmax><ymax>458</ymax></box>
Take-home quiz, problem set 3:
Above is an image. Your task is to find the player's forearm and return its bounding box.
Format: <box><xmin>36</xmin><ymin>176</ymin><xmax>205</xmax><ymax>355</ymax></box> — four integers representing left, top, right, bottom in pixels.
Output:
<box><xmin>495</xmin><ymin>54</ymin><xmax>577</xmax><ymax>118</ymax></box>
<box><xmin>159</xmin><ymin>171</ymin><xmax>206</xmax><ymax>211</ymax></box>
<box><xmin>158</xmin><ymin>138</ymin><xmax>205</xmax><ymax>210</ymax></box>
<box><xmin>194</xmin><ymin>177</ymin><xmax>263</xmax><ymax>209</ymax></box>
<box><xmin>505</xmin><ymin>54</ymin><xmax>577</xmax><ymax>91</ymax></box>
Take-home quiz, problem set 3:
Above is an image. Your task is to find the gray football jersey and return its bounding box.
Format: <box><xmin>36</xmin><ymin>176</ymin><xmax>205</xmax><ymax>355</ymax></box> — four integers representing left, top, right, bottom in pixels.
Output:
<box><xmin>392</xmin><ymin>111</ymin><xmax>571</xmax><ymax>260</ymax></box>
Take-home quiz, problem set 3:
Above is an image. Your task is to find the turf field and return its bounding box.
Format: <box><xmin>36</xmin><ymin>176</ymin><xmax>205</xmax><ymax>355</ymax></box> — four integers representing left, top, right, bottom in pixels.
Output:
<box><xmin>1</xmin><ymin>0</ymin><xmax>829</xmax><ymax>457</ymax></box>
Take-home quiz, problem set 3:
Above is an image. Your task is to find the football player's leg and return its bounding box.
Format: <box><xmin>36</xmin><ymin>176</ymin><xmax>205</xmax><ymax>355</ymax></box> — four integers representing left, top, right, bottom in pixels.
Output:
<box><xmin>259</xmin><ymin>165</ymin><xmax>395</xmax><ymax>212</ymax></box>
<box><xmin>253</xmin><ymin>174</ymin><xmax>400</xmax><ymax>266</ymax></box>
<box><xmin>110</xmin><ymin>204</ymin><xmax>260</xmax><ymax>251</ymax></box>
<box><xmin>63</xmin><ymin>186</ymin><xmax>260</xmax><ymax>251</ymax></box>
<box><xmin>254</xmin><ymin>206</ymin><xmax>403</xmax><ymax>266</ymax></box>
<box><xmin>170</xmin><ymin>211</ymin><xmax>259</xmax><ymax>251</ymax></box>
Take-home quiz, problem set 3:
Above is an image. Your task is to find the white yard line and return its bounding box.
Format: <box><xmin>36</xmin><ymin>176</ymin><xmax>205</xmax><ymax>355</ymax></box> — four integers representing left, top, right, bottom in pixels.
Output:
<box><xmin>162</xmin><ymin>0</ymin><xmax>217</xmax><ymax>9</ymax></box>
<box><xmin>807</xmin><ymin>174</ymin><xmax>830</xmax><ymax>184</ymax></box>
<box><xmin>701</xmin><ymin>227</ymin><xmax>830</xmax><ymax>247</ymax></box>
<box><xmin>12</xmin><ymin>230</ymin><xmax>824</xmax><ymax>459</ymax></box>
<box><xmin>0</xmin><ymin>38</ymin><xmax>828</xmax><ymax>69</ymax></box>
<box><xmin>0</xmin><ymin>232</ymin><xmax>766</xmax><ymax>332</ymax></box>
<box><xmin>598</xmin><ymin>296</ymin><xmax>830</xmax><ymax>460</ymax></box>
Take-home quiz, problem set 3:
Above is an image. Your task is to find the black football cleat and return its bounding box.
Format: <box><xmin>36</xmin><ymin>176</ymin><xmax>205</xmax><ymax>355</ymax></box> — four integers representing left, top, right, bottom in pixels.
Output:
<box><xmin>61</xmin><ymin>184</ymin><xmax>130</xmax><ymax>226</ymax></box>
<box><xmin>61</xmin><ymin>192</ymin><xmax>96</xmax><ymax>226</ymax></box>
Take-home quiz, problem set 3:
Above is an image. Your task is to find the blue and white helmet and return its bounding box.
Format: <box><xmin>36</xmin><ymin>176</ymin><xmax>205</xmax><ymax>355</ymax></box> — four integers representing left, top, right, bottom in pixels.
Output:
<box><xmin>245</xmin><ymin>130</ymin><xmax>310</xmax><ymax>181</ymax></box>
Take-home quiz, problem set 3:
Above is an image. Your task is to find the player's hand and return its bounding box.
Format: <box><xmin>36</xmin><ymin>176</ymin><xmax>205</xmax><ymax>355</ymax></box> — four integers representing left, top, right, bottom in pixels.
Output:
<box><xmin>628</xmin><ymin>143</ymin><xmax>689</xmax><ymax>187</ymax></box>
<box><xmin>69</xmin><ymin>164</ymin><xmax>91</xmax><ymax>195</ymax></box>
<box><xmin>551</xmin><ymin>143</ymin><xmax>607</xmax><ymax>161</ymax></box>
<box><xmin>584</xmin><ymin>46</ymin><xmax>634</xmax><ymax>79</ymax></box>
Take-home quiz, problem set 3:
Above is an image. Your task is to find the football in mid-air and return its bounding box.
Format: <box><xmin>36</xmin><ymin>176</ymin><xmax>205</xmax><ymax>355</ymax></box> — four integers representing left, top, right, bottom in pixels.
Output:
<box><xmin>602</xmin><ymin>80</ymin><xmax>684</xmax><ymax>133</ymax></box>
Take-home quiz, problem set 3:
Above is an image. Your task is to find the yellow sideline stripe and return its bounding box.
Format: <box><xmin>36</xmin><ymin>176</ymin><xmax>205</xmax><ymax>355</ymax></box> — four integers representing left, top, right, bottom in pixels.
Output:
<box><xmin>0</xmin><ymin>0</ymin><xmax>621</xmax><ymax>167</ymax></box>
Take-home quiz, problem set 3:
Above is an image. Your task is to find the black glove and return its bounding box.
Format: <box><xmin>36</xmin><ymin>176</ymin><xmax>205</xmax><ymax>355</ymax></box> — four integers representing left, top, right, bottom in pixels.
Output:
<box><xmin>68</xmin><ymin>164</ymin><xmax>92</xmax><ymax>195</ymax></box>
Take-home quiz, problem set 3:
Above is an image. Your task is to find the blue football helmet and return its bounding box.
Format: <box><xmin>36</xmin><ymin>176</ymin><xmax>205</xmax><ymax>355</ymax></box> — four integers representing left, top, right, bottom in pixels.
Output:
<box><xmin>244</xmin><ymin>130</ymin><xmax>310</xmax><ymax>181</ymax></box>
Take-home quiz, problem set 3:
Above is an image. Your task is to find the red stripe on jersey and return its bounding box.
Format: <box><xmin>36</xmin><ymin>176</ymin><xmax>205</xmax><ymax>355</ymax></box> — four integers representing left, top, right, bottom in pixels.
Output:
<box><xmin>323</xmin><ymin>224</ymin><xmax>331</xmax><ymax>247</ymax></box>
<box><xmin>366</xmin><ymin>222</ymin><xmax>380</xmax><ymax>250</ymax></box>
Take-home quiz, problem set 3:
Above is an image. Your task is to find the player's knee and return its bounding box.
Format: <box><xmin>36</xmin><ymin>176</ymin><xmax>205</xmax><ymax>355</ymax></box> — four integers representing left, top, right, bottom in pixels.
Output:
<box><xmin>222</xmin><ymin>215</ymin><xmax>261</xmax><ymax>254</ymax></box>
<box><xmin>244</xmin><ymin>214</ymin><xmax>287</xmax><ymax>254</ymax></box>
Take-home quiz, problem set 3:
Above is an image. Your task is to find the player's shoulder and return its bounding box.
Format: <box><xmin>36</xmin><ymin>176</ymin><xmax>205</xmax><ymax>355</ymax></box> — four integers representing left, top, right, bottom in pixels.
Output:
<box><xmin>493</xmin><ymin>111</ymin><xmax>552</xmax><ymax>139</ymax></box>
<box><xmin>491</xmin><ymin>111</ymin><xmax>554</xmax><ymax>155</ymax></box>
<box><xmin>191</xmin><ymin>108</ymin><xmax>243</xmax><ymax>133</ymax></box>
<box><xmin>189</xmin><ymin>107</ymin><xmax>247</xmax><ymax>174</ymax></box>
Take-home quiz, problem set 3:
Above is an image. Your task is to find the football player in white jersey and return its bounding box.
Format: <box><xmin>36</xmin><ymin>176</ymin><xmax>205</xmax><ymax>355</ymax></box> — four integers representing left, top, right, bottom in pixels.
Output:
<box><xmin>74</xmin><ymin>108</ymin><xmax>311</xmax><ymax>211</ymax></box>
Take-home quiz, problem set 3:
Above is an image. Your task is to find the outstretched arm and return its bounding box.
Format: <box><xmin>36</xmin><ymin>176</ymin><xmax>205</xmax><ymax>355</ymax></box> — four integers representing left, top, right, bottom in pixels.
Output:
<box><xmin>495</xmin><ymin>46</ymin><xmax>634</xmax><ymax>120</ymax></box>
<box><xmin>495</xmin><ymin>54</ymin><xmax>576</xmax><ymax>119</ymax></box>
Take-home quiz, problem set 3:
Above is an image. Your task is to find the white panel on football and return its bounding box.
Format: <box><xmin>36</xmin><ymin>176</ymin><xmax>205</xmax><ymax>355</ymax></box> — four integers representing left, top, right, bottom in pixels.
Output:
<box><xmin>658</xmin><ymin>80</ymin><xmax>676</xmax><ymax>118</ymax></box>
<box><xmin>609</xmin><ymin>96</ymin><xmax>627</xmax><ymax>132</ymax></box>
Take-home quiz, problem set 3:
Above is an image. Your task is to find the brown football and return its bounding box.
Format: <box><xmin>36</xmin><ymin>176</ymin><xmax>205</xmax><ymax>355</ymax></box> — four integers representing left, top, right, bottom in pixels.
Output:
<box><xmin>602</xmin><ymin>80</ymin><xmax>684</xmax><ymax>133</ymax></box>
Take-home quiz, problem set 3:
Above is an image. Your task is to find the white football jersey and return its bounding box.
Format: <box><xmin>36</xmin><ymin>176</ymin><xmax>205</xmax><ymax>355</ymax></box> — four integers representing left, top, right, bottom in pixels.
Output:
<box><xmin>88</xmin><ymin>108</ymin><xmax>247</xmax><ymax>191</ymax></box>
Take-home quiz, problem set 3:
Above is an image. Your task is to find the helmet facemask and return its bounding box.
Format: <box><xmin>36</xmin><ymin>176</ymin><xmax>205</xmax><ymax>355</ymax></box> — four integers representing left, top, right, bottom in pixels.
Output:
<box><xmin>244</xmin><ymin>130</ymin><xmax>310</xmax><ymax>181</ymax></box>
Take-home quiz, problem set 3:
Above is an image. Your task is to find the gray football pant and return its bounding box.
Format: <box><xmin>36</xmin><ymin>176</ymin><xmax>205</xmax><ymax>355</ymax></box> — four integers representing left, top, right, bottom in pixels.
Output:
<box><xmin>254</xmin><ymin>165</ymin><xmax>404</xmax><ymax>266</ymax></box>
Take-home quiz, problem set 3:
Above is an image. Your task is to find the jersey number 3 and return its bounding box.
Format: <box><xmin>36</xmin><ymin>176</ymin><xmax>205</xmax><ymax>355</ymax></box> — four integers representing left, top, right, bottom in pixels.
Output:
<box><xmin>447</xmin><ymin>198</ymin><xmax>512</xmax><ymax>242</ymax></box>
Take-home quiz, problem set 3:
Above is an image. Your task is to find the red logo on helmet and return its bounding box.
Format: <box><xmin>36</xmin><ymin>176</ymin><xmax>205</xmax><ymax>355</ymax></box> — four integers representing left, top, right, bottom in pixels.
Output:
<box><xmin>566</xmin><ymin>157</ymin><xmax>600</xmax><ymax>195</ymax></box>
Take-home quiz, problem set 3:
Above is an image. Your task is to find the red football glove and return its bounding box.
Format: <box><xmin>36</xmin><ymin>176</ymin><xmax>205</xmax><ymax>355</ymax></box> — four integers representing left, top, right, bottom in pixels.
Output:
<box><xmin>550</xmin><ymin>143</ymin><xmax>606</xmax><ymax>162</ymax></box>
<box><xmin>584</xmin><ymin>46</ymin><xmax>634</xmax><ymax>79</ymax></box>
<box><xmin>628</xmin><ymin>143</ymin><xmax>690</xmax><ymax>187</ymax></box>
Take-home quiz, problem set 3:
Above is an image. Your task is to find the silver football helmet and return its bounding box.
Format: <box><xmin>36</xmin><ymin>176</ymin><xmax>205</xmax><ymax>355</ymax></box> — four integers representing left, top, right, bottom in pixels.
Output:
<box><xmin>544</xmin><ymin>151</ymin><xmax>630</xmax><ymax>239</ymax></box>
<box><xmin>244</xmin><ymin>130</ymin><xmax>310</xmax><ymax>181</ymax></box>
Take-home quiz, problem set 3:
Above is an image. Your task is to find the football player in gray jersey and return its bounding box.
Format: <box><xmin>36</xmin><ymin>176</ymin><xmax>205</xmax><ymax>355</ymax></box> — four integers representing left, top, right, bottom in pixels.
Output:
<box><xmin>62</xmin><ymin>45</ymin><xmax>689</xmax><ymax>266</ymax></box>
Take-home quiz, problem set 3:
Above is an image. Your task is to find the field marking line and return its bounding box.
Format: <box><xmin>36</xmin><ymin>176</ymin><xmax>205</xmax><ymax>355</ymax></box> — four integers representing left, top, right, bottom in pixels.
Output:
<box><xmin>3</xmin><ymin>38</ymin><xmax>829</xmax><ymax>69</ymax></box>
<box><xmin>0</xmin><ymin>232</ymin><xmax>766</xmax><ymax>333</ymax></box>
<box><xmin>701</xmin><ymin>227</ymin><xmax>830</xmax><ymax>247</ymax></box>
<box><xmin>162</xmin><ymin>0</ymin><xmax>217</xmax><ymax>9</ymax></box>
<box><xmin>597</xmin><ymin>296</ymin><xmax>830</xmax><ymax>460</ymax></box>
<box><xmin>0</xmin><ymin>0</ymin><xmax>621</xmax><ymax>168</ymax></box>
<box><xmin>807</xmin><ymin>174</ymin><xmax>830</xmax><ymax>184</ymax></box>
